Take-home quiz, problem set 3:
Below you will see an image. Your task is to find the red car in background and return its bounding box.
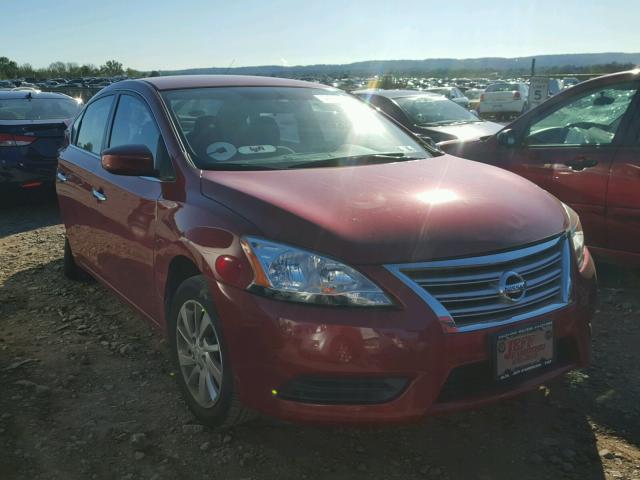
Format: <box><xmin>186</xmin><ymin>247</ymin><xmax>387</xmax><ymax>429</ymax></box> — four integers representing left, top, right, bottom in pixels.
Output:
<box><xmin>56</xmin><ymin>75</ymin><xmax>596</xmax><ymax>428</ymax></box>
<box><xmin>442</xmin><ymin>70</ymin><xmax>640</xmax><ymax>265</ymax></box>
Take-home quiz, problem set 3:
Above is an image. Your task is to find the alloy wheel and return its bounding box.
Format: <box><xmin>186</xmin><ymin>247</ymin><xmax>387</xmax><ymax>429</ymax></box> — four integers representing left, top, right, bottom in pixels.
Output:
<box><xmin>175</xmin><ymin>300</ymin><xmax>223</xmax><ymax>408</ymax></box>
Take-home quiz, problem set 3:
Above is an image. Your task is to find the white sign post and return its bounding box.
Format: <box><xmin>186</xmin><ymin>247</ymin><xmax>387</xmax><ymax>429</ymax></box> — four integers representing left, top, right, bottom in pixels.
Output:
<box><xmin>528</xmin><ymin>76</ymin><xmax>549</xmax><ymax>110</ymax></box>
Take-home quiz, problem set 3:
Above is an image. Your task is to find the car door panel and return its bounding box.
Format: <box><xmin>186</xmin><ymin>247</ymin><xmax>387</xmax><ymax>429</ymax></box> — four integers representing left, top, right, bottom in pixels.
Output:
<box><xmin>82</xmin><ymin>93</ymin><xmax>170</xmax><ymax>320</ymax></box>
<box><xmin>57</xmin><ymin>146</ymin><xmax>106</xmax><ymax>266</ymax></box>
<box><xmin>520</xmin><ymin>146</ymin><xmax>614</xmax><ymax>248</ymax></box>
<box><xmin>88</xmin><ymin>171</ymin><xmax>162</xmax><ymax>320</ymax></box>
<box><xmin>606</xmin><ymin>101</ymin><xmax>640</xmax><ymax>254</ymax></box>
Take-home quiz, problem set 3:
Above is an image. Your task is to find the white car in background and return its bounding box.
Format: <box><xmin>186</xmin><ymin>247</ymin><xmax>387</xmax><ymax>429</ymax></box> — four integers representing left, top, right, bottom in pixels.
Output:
<box><xmin>478</xmin><ymin>82</ymin><xmax>529</xmax><ymax>118</ymax></box>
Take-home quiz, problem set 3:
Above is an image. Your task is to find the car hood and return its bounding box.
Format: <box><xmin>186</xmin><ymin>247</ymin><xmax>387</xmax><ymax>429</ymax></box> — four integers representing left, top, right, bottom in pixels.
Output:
<box><xmin>421</xmin><ymin>121</ymin><xmax>503</xmax><ymax>143</ymax></box>
<box><xmin>200</xmin><ymin>155</ymin><xmax>567</xmax><ymax>265</ymax></box>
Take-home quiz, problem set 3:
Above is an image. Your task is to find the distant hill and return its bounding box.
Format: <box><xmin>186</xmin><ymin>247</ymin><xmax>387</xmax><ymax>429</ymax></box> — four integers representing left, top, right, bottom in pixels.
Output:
<box><xmin>160</xmin><ymin>52</ymin><xmax>640</xmax><ymax>77</ymax></box>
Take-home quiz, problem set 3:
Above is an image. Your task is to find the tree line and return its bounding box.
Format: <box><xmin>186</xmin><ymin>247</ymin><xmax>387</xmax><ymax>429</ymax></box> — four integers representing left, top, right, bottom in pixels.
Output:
<box><xmin>1</xmin><ymin>54</ymin><xmax>634</xmax><ymax>81</ymax></box>
<box><xmin>0</xmin><ymin>56</ymin><xmax>160</xmax><ymax>80</ymax></box>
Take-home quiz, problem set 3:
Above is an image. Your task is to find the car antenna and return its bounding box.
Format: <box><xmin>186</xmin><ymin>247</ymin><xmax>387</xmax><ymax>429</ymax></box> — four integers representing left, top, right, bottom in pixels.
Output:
<box><xmin>26</xmin><ymin>91</ymin><xmax>33</xmax><ymax>100</ymax></box>
<box><xmin>224</xmin><ymin>59</ymin><xmax>236</xmax><ymax>74</ymax></box>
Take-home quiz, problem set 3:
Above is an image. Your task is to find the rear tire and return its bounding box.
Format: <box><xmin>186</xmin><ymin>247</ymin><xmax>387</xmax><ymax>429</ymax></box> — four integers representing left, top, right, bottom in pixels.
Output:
<box><xmin>168</xmin><ymin>275</ymin><xmax>253</xmax><ymax>429</ymax></box>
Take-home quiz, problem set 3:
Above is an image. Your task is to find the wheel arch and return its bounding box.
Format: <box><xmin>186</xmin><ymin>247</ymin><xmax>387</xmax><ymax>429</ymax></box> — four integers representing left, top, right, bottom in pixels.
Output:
<box><xmin>163</xmin><ymin>255</ymin><xmax>202</xmax><ymax>331</ymax></box>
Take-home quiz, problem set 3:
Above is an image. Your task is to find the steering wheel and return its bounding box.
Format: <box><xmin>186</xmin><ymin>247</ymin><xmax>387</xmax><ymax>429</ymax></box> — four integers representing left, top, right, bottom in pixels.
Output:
<box><xmin>277</xmin><ymin>145</ymin><xmax>296</xmax><ymax>154</ymax></box>
<box><xmin>568</xmin><ymin>121</ymin><xmax>610</xmax><ymax>132</ymax></box>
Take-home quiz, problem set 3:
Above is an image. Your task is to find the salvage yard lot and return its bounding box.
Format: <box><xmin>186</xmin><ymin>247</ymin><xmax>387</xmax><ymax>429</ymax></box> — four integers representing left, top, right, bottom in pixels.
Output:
<box><xmin>1</xmin><ymin>192</ymin><xmax>639</xmax><ymax>480</ymax></box>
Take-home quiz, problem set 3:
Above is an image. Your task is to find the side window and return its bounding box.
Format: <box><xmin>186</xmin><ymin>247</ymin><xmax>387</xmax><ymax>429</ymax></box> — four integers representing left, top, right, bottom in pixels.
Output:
<box><xmin>525</xmin><ymin>83</ymin><xmax>638</xmax><ymax>147</ymax></box>
<box><xmin>70</xmin><ymin>112</ymin><xmax>82</xmax><ymax>144</ymax></box>
<box><xmin>75</xmin><ymin>96</ymin><xmax>114</xmax><ymax>155</ymax></box>
<box><xmin>109</xmin><ymin>95</ymin><xmax>174</xmax><ymax>179</ymax></box>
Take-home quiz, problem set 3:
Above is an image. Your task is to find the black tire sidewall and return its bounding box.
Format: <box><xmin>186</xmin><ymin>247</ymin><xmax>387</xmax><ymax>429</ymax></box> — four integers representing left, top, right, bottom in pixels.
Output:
<box><xmin>168</xmin><ymin>275</ymin><xmax>234</xmax><ymax>427</ymax></box>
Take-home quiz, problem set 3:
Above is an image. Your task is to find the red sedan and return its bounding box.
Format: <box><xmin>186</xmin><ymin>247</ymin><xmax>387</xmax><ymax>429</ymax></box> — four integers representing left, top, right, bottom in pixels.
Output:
<box><xmin>441</xmin><ymin>70</ymin><xmax>640</xmax><ymax>266</ymax></box>
<box><xmin>56</xmin><ymin>75</ymin><xmax>596</xmax><ymax>428</ymax></box>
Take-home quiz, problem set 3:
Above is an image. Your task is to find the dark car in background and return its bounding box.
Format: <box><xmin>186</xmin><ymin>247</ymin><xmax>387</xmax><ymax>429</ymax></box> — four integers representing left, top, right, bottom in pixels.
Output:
<box><xmin>354</xmin><ymin>89</ymin><xmax>503</xmax><ymax>143</ymax></box>
<box><xmin>441</xmin><ymin>70</ymin><xmax>640</xmax><ymax>265</ymax></box>
<box><xmin>0</xmin><ymin>90</ymin><xmax>81</xmax><ymax>189</ymax></box>
<box><xmin>56</xmin><ymin>75</ymin><xmax>595</xmax><ymax>428</ymax></box>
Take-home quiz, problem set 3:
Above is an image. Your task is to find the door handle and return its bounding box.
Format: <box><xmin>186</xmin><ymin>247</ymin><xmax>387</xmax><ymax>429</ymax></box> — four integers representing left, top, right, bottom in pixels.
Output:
<box><xmin>91</xmin><ymin>188</ymin><xmax>107</xmax><ymax>202</ymax></box>
<box><xmin>56</xmin><ymin>171</ymin><xmax>68</xmax><ymax>182</ymax></box>
<box><xmin>564</xmin><ymin>157</ymin><xmax>598</xmax><ymax>171</ymax></box>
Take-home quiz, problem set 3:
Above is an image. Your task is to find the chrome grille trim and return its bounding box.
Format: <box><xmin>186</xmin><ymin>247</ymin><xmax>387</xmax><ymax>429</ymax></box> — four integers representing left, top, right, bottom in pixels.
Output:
<box><xmin>385</xmin><ymin>234</ymin><xmax>572</xmax><ymax>333</ymax></box>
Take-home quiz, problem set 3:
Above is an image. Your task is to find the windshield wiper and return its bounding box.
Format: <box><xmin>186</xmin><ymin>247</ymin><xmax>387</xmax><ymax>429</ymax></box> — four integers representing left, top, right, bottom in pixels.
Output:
<box><xmin>202</xmin><ymin>163</ymin><xmax>278</xmax><ymax>171</ymax></box>
<box><xmin>286</xmin><ymin>153</ymin><xmax>426</xmax><ymax>170</ymax></box>
<box><xmin>420</xmin><ymin>120</ymin><xmax>476</xmax><ymax>126</ymax></box>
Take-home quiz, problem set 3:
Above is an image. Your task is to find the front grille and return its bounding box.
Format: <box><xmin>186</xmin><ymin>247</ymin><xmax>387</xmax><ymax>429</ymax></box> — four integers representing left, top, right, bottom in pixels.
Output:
<box><xmin>388</xmin><ymin>235</ymin><xmax>570</xmax><ymax>330</ymax></box>
<box><xmin>277</xmin><ymin>376</ymin><xmax>409</xmax><ymax>405</ymax></box>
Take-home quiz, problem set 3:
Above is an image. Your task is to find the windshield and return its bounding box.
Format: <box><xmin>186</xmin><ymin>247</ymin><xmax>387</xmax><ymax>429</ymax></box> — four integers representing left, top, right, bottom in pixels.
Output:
<box><xmin>426</xmin><ymin>88</ymin><xmax>450</xmax><ymax>97</ymax></box>
<box><xmin>162</xmin><ymin>86</ymin><xmax>430</xmax><ymax>170</ymax></box>
<box><xmin>0</xmin><ymin>97</ymin><xmax>81</xmax><ymax>120</ymax></box>
<box><xmin>395</xmin><ymin>96</ymin><xmax>479</xmax><ymax>125</ymax></box>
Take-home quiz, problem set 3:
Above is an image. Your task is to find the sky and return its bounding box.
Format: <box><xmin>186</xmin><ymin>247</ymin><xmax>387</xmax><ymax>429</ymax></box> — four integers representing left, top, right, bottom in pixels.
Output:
<box><xmin>1</xmin><ymin>0</ymin><xmax>638</xmax><ymax>71</ymax></box>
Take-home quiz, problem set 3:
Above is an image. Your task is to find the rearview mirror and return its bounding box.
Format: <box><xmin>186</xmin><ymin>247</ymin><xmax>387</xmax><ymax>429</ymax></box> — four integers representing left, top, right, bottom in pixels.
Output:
<box><xmin>496</xmin><ymin>128</ymin><xmax>517</xmax><ymax>147</ymax></box>
<box><xmin>593</xmin><ymin>94</ymin><xmax>614</xmax><ymax>106</ymax></box>
<box><xmin>101</xmin><ymin>144</ymin><xmax>156</xmax><ymax>176</ymax></box>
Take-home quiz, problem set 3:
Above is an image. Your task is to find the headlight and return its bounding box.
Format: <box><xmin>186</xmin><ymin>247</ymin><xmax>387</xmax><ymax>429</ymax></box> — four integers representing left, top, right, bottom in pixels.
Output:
<box><xmin>562</xmin><ymin>203</ymin><xmax>585</xmax><ymax>268</ymax></box>
<box><xmin>240</xmin><ymin>237</ymin><xmax>393</xmax><ymax>307</ymax></box>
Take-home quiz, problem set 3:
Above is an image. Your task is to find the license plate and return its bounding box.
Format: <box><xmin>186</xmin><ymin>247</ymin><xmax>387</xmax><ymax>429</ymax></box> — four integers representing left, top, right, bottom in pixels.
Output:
<box><xmin>494</xmin><ymin>321</ymin><xmax>554</xmax><ymax>381</ymax></box>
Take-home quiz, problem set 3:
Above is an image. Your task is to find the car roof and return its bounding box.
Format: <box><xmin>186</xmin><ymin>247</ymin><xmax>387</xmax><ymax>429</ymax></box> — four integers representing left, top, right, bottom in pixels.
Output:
<box><xmin>0</xmin><ymin>90</ymin><xmax>76</xmax><ymax>100</ymax></box>
<box><xmin>353</xmin><ymin>89</ymin><xmax>444</xmax><ymax>99</ymax></box>
<box><xmin>139</xmin><ymin>74</ymin><xmax>331</xmax><ymax>91</ymax></box>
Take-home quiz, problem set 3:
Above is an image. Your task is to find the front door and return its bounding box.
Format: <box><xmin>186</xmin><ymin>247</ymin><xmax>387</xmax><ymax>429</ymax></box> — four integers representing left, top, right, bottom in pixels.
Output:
<box><xmin>86</xmin><ymin>93</ymin><xmax>173</xmax><ymax>319</ymax></box>
<box><xmin>606</xmin><ymin>94</ymin><xmax>640</xmax><ymax>255</ymax></box>
<box><xmin>513</xmin><ymin>81</ymin><xmax>639</xmax><ymax>248</ymax></box>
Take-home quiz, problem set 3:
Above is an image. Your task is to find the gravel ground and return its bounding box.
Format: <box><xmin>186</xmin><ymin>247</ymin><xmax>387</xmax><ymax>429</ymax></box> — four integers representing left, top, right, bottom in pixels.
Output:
<box><xmin>1</xmin><ymin>191</ymin><xmax>639</xmax><ymax>480</ymax></box>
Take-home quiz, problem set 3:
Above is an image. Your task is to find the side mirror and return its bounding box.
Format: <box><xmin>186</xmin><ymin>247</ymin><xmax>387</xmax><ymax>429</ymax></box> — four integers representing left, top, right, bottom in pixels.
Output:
<box><xmin>496</xmin><ymin>128</ymin><xmax>518</xmax><ymax>147</ymax></box>
<box><xmin>101</xmin><ymin>144</ymin><xmax>156</xmax><ymax>176</ymax></box>
<box><xmin>417</xmin><ymin>135</ymin><xmax>442</xmax><ymax>152</ymax></box>
<box><xmin>470</xmin><ymin>110</ymin><xmax>480</xmax><ymax>118</ymax></box>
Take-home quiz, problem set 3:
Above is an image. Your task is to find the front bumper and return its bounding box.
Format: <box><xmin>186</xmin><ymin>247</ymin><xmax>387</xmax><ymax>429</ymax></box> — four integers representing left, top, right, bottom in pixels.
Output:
<box><xmin>211</xmin><ymin>248</ymin><xmax>596</xmax><ymax>424</ymax></box>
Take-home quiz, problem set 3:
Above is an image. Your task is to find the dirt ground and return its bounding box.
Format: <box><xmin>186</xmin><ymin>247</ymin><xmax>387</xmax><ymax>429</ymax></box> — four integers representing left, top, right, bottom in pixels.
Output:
<box><xmin>1</xmin><ymin>190</ymin><xmax>639</xmax><ymax>480</ymax></box>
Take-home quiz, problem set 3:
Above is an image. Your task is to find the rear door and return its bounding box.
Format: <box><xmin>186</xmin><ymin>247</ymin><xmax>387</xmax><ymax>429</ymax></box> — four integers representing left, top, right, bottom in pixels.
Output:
<box><xmin>606</xmin><ymin>93</ymin><xmax>640</xmax><ymax>254</ymax></box>
<box><xmin>84</xmin><ymin>92</ymin><xmax>173</xmax><ymax>318</ymax></box>
<box><xmin>513</xmin><ymin>81</ymin><xmax>639</xmax><ymax>248</ymax></box>
<box><xmin>57</xmin><ymin>95</ymin><xmax>116</xmax><ymax>267</ymax></box>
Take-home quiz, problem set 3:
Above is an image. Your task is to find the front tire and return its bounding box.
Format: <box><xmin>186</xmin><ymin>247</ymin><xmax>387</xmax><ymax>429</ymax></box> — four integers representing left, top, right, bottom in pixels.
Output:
<box><xmin>168</xmin><ymin>275</ymin><xmax>252</xmax><ymax>429</ymax></box>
